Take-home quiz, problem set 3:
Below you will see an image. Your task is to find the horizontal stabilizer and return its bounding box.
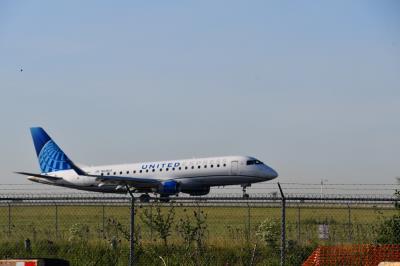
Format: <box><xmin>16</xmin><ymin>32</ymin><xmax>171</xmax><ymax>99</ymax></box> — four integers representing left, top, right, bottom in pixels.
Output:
<box><xmin>15</xmin><ymin>171</ymin><xmax>62</xmax><ymax>180</ymax></box>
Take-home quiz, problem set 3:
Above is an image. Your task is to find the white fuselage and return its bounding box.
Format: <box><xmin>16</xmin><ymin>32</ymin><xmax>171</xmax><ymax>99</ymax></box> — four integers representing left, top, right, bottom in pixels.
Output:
<box><xmin>28</xmin><ymin>155</ymin><xmax>278</xmax><ymax>194</ymax></box>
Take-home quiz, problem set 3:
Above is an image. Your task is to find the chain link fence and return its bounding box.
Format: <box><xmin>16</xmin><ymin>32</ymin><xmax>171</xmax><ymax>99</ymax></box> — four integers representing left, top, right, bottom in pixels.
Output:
<box><xmin>0</xmin><ymin>192</ymin><xmax>399</xmax><ymax>265</ymax></box>
<box><xmin>283</xmin><ymin>195</ymin><xmax>400</xmax><ymax>265</ymax></box>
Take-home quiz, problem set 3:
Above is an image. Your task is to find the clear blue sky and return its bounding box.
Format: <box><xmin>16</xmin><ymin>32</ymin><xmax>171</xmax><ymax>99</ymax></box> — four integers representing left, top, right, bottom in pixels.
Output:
<box><xmin>1</xmin><ymin>1</ymin><xmax>399</xmax><ymax>185</ymax></box>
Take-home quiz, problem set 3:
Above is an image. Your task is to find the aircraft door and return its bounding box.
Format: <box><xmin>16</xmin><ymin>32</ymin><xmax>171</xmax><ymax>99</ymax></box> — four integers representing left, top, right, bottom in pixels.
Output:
<box><xmin>231</xmin><ymin>161</ymin><xmax>239</xmax><ymax>175</ymax></box>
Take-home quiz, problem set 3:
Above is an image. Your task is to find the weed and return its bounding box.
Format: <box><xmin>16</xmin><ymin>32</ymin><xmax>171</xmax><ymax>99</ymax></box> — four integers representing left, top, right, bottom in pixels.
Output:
<box><xmin>141</xmin><ymin>204</ymin><xmax>175</xmax><ymax>247</ymax></box>
<box><xmin>256</xmin><ymin>218</ymin><xmax>280</xmax><ymax>248</ymax></box>
<box><xmin>176</xmin><ymin>209</ymin><xmax>208</xmax><ymax>251</ymax></box>
<box><xmin>68</xmin><ymin>223</ymin><xmax>89</xmax><ymax>242</ymax></box>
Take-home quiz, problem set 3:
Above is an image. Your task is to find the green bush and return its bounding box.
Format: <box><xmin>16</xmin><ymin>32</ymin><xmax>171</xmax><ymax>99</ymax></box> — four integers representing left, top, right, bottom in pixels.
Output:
<box><xmin>375</xmin><ymin>214</ymin><xmax>400</xmax><ymax>244</ymax></box>
<box><xmin>255</xmin><ymin>218</ymin><xmax>280</xmax><ymax>247</ymax></box>
<box><xmin>68</xmin><ymin>223</ymin><xmax>90</xmax><ymax>242</ymax></box>
<box><xmin>141</xmin><ymin>204</ymin><xmax>175</xmax><ymax>247</ymax></box>
<box><xmin>176</xmin><ymin>209</ymin><xmax>208</xmax><ymax>251</ymax></box>
<box><xmin>0</xmin><ymin>240</ymin><xmax>288</xmax><ymax>266</ymax></box>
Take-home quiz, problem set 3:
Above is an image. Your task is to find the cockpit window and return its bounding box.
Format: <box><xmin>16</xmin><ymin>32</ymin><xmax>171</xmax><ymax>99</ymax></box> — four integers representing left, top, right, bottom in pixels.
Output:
<box><xmin>246</xmin><ymin>160</ymin><xmax>263</xmax><ymax>165</ymax></box>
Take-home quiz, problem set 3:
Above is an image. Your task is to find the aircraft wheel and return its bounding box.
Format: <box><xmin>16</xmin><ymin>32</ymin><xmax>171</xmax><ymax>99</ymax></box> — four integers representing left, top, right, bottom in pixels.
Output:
<box><xmin>242</xmin><ymin>185</ymin><xmax>250</xmax><ymax>198</ymax></box>
<box><xmin>139</xmin><ymin>194</ymin><xmax>151</xmax><ymax>203</ymax></box>
<box><xmin>159</xmin><ymin>195</ymin><xmax>170</xmax><ymax>203</ymax></box>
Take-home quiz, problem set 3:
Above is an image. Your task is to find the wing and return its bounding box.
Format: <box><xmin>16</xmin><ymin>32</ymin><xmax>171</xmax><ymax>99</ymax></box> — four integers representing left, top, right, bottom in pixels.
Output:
<box><xmin>15</xmin><ymin>171</ymin><xmax>62</xmax><ymax>181</ymax></box>
<box><xmin>90</xmin><ymin>174</ymin><xmax>161</xmax><ymax>189</ymax></box>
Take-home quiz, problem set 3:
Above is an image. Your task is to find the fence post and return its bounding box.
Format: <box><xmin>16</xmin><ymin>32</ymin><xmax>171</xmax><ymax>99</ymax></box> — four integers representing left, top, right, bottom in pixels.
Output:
<box><xmin>150</xmin><ymin>203</ymin><xmax>153</xmax><ymax>240</ymax></box>
<box><xmin>8</xmin><ymin>203</ymin><xmax>11</xmax><ymax>237</ymax></box>
<box><xmin>126</xmin><ymin>185</ymin><xmax>135</xmax><ymax>266</ymax></box>
<box><xmin>278</xmin><ymin>182</ymin><xmax>286</xmax><ymax>266</ymax></box>
<box><xmin>102</xmin><ymin>205</ymin><xmax>105</xmax><ymax>239</ymax></box>
<box><xmin>297</xmin><ymin>204</ymin><xmax>301</xmax><ymax>243</ymax></box>
<box><xmin>347</xmin><ymin>204</ymin><xmax>352</xmax><ymax>242</ymax></box>
<box><xmin>55</xmin><ymin>203</ymin><xmax>58</xmax><ymax>239</ymax></box>
<box><xmin>247</xmin><ymin>201</ymin><xmax>251</xmax><ymax>242</ymax></box>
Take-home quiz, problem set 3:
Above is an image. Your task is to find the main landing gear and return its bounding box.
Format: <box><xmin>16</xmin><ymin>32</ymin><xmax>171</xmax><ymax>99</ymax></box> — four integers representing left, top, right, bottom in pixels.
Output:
<box><xmin>138</xmin><ymin>193</ymin><xmax>171</xmax><ymax>203</ymax></box>
<box><xmin>159</xmin><ymin>194</ymin><xmax>170</xmax><ymax>203</ymax></box>
<box><xmin>241</xmin><ymin>184</ymin><xmax>250</xmax><ymax>198</ymax></box>
<box><xmin>139</xmin><ymin>194</ymin><xmax>151</xmax><ymax>203</ymax></box>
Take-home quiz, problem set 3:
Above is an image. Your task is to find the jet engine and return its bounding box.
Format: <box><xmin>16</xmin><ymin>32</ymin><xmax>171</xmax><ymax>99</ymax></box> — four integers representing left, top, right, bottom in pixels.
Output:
<box><xmin>158</xmin><ymin>180</ymin><xmax>180</xmax><ymax>195</ymax></box>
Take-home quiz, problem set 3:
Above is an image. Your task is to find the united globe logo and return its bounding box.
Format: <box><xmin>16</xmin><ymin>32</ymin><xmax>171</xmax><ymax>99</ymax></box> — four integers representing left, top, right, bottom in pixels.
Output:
<box><xmin>38</xmin><ymin>140</ymin><xmax>72</xmax><ymax>173</ymax></box>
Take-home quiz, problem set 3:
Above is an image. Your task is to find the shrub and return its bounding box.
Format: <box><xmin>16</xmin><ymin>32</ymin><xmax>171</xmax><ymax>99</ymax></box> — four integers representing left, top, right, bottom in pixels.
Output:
<box><xmin>256</xmin><ymin>218</ymin><xmax>280</xmax><ymax>247</ymax></box>
<box><xmin>141</xmin><ymin>204</ymin><xmax>175</xmax><ymax>247</ymax></box>
<box><xmin>375</xmin><ymin>214</ymin><xmax>400</xmax><ymax>244</ymax></box>
<box><xmin>103</xmin><ymin>217</ymin><xmax>130</xmax><ymax>242</ymax></box>
<box><xmin>176</xmin><ymin>209</ymin><xmax>208</xmax><ymax>251</ymax></box>
<box><xmin>68</xmin><ymin>223</ymin><xmax>89</xmax><ymax>242</ymax></box>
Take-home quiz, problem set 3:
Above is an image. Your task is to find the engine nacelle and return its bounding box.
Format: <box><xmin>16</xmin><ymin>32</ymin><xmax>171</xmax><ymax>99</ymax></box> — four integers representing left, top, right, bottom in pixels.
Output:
<box><xmin>181</xmin><ymin>186</ymin><xmax>210</xmax><ymax>196</ymax></box>
<box><xmin>158</xmin><ymin>180</ymin><xmax>180</xmax><ymax>195</ymax></box>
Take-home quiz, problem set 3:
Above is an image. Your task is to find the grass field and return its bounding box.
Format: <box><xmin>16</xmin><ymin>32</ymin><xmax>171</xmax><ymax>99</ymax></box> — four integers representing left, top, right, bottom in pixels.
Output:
<box><xmin>0</xmin><ymin>203</ymin><xmax>396</xmax><ymax>243</ymax></box>
<box><xmin>0</xmin><ymin>203</ymin><xmax>397</xmax><ymax>265</ymax></box>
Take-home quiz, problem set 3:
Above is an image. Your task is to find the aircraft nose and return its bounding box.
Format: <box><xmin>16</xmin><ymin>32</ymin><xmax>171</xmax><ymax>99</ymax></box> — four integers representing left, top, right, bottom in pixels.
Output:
<box><xmin>264</xmin><ymin>166</ymin><xmax>278</xmax><ymax>179</ymax></box>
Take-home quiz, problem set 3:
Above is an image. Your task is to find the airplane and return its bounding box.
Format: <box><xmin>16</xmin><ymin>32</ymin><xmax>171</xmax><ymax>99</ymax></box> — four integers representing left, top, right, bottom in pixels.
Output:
<box><xmin>16</xmin><ymin>127</ymin><xmax>278</xmax><ymax>202</ymax></box>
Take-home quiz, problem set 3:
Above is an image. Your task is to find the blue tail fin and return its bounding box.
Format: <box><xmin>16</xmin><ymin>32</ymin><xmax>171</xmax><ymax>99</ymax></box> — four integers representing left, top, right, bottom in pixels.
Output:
<box><xmin>30</xmin><ymin>127</ymin><xmax>73</xmax><ymax>173</ymax></box>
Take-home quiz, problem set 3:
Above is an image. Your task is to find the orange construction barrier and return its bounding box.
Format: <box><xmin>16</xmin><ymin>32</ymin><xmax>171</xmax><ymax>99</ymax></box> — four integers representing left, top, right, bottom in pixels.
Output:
<box><xmin>303</xmin><ymin>244</ymin><xmax>400</xmax><ymax>266</ymax></box>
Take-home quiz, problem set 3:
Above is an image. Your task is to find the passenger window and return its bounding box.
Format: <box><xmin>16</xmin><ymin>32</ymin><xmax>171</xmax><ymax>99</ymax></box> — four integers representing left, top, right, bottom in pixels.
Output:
<box><xmin>223</xmin><ymin>164</ymin><xmax>226</xmax><ymax>167</ymax></box>
<box><xmin>204</xmin><ymin>165</ymin><xmax>207</xmax><ymax>168</ymax></box>
<box><xmin>146</xmin><ymin>169</ymin><xmax>149</xmax><ymax>173</ymax></box>
<box><xmin>191</xmin><ymin>166</ymin><xmax>194</xmax><ymax>169</ymax></box>
<box><xmin>113</xmin><ymin>172</ymin><xmax>116</xmax><ymax>175</ymax></box>
<box><xmin>166</xmin><ymin>168</ymin><xmax>169</xmax><ymax>171</ymax></box>
<box><xmin>107</xmin><ymin>172</ymin><xmax>110</xmax><ymax>175</ymax></box>
<box><xmin>179</xmin><ymin>167</ymin><xmax>182</xmax><ymax>170</ymax></box>
<box><xmin>198</xmin><ymin>166</ymin><xmax>201</xmax><ymax>169</ymax></box>
<box><xmin>120</xmin><ymin>171</ymin><xmax>122</xmax><ymax>175</ymax></box>
<box><xmin>140</xmin><ymin>170</ymin><xmax>142</xmax><ymax>173</ymax></box>
<box><xmin>185</xmin><ymin>166</ymin><xmax>188</xmax><ymax>170</ymax></box>
<box><xmin>152</xmin><ymin>169</ymin><xmax>155</xmax><ymax>172</ymax></box>
<box><xmin>211</xmin><ymin>165</ymin><xmax>213</xmax><ymax>168</ymax></box>
<box><xmin>126</xmin><ymin>171</ymin><xmax>129</xmax><ymax>174</ymax></box>
<box><xmin>133</xmin><ymin>170</ymin><xmax>136</xmax><ymax>174</ymax></box>
<box><xmin>172</xmin><ymin>168</ymin><xmax>175</xmax><ymax>171</ymax></box>
<box><xmin>217</xmin><ymin>164</ymin><xmax>220</xmax><ymax>167</ymax></box>
<box><xmin>101</xmin><ymin>173</ymin><xmax>104</xmax><ymax>176</ymax></box>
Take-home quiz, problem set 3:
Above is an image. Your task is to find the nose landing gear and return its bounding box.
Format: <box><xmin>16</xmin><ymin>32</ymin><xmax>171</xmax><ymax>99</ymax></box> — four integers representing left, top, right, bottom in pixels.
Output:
<box><xmin>241</xmin><ymin>184</ymin><xmax>250</xmax><ymax>198</ymax></box>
